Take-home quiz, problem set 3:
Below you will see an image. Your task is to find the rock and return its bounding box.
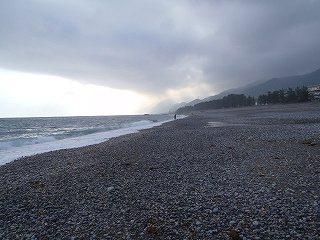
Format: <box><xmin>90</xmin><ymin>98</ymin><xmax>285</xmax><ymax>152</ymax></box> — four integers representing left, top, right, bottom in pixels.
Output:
<box><xmin>145</xmin><ymin>224</ymin><xmax>158</xmax><ymax>235</ymax></box>
<box><xmin>228</xmin><ymin>229</ymin><xmax>241</xmax><ymax>240</ymax></box>
<box><xmin>252</xmin><ymin>220</ymin><xmax>259</xmax><ymax>226</ymax></box>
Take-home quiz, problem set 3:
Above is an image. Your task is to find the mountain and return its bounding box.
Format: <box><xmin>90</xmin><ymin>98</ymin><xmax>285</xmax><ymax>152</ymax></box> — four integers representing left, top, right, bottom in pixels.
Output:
<box><xmin>239</xmin><ymin>68</ymin><xmax>320</xmax><ymax>96</ymax></box>
<box><xmin>174</xmin><ymin>68</ymin><xmax>320</xmax><ymax>110</ymax></box>
<box><xmin>168</xmin><ymin>99</ymin><xmax>202</xmax><ymax>113</ymax></box>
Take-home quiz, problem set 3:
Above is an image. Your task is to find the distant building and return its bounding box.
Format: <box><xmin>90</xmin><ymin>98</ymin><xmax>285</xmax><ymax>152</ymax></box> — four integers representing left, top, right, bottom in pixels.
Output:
<box><xmin>308</xmin><ymin>84</ymin><xmax>320</xmax><ymax>100</ymax></box>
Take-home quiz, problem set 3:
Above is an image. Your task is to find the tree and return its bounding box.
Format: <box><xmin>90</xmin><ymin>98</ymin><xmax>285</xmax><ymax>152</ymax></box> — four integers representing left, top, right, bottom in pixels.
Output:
<box><xmin>286</xmin><ymin>88</ymin><xmax>297</xmax><ymax>102</ymax></box>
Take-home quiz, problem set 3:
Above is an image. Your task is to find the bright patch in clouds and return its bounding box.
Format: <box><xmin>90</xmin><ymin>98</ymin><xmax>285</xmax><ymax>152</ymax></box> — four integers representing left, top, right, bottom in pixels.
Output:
<box><xmin>0</xmin><ymin>69</ymin><xmax>147</xmax><ymax>117</ymax></box>
<box><xmin>166</xmin><ymin>83</ymin><xmax>213</xmax><ymax>102</ymax></box>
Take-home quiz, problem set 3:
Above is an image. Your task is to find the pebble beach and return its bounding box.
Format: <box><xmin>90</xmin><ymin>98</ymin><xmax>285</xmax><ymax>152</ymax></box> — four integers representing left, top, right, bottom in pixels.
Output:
<box><xmin>1</xmin><ymin>103</ymin><xmax>319</xmax><ymax>239</ymax></box>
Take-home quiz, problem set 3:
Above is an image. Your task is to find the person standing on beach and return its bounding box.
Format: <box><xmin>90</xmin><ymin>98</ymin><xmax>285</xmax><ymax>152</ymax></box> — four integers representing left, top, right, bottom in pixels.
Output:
<box><xmin>174</xmin><ymin>114</ymin><xmax>177</xmax><ymax>120</ymax></box>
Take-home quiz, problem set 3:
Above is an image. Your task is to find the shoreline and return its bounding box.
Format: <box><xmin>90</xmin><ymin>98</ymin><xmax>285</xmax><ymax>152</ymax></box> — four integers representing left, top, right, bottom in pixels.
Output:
<box><xmin>0</xmin><ymin>116</ymin><xmax>184</xmax><ymax>166</ymax></box>
<box><xmin>1</xmin><ymin>103</ymin><xmax>319</xmax><ymax>239</ymax></box>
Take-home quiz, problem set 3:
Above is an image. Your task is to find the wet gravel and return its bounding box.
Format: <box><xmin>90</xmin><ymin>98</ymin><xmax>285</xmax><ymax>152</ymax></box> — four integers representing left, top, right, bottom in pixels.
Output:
<box><xmin>1</xmin><ymin>103</ymin><xmax>320</xmax><ymax>239</ymax></box>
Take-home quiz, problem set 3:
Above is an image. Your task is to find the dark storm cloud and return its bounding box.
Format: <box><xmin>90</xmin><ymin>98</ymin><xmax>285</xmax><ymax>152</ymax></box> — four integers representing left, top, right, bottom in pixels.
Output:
<box><xmin>1</xmin><ymin>0</ymin><xmax>320</xmax><ymax>95</ymax></box>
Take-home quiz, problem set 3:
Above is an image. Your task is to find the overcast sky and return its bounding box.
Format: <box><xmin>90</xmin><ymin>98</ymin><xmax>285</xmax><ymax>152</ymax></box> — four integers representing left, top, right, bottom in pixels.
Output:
<box><xmin>1</xmin><ymin>0</ymin><xmax>320</xmax><ymax>117</ymax></box>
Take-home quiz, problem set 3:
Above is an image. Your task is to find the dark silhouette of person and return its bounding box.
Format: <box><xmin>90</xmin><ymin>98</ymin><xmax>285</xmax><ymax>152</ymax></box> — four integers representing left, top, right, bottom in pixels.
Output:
<box><xmin>174</xmin><ymin>114</ymin><xmax>177</xmax><ymax>120</ymax></box>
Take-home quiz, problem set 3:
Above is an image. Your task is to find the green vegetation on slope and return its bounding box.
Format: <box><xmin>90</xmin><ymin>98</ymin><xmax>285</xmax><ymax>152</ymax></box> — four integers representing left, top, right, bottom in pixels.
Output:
<box><xmin>176</xmin><ymin>86</ymin><xmax>313</xmax><ymax>114</ymax></box>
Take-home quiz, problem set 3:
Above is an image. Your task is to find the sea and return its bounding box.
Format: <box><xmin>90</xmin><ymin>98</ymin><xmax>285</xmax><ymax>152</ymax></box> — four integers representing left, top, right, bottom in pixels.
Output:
<box><xmin>0</xmin><ymin>114</ymin><xmax>178</xmax><ymax>165</ymax></box>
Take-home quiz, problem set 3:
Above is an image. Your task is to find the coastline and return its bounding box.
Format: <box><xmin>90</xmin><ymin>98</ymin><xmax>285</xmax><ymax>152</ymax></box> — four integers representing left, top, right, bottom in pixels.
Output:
<box><xmin>0</xmin><ymin>116</ymin><xmax>181</xmax><ymax>166</ymax></box>
<box><xmin>1</xmin><ymin>103</ymin><xmax>319</xmax><ymax>239</ymax></box>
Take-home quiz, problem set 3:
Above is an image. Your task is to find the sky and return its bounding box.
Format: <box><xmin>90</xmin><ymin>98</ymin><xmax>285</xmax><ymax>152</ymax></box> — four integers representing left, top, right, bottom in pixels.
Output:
<box><xmin>1</xmin><ymin>0</ymin><xmax>320</xmax><ymax>117</ymax></box>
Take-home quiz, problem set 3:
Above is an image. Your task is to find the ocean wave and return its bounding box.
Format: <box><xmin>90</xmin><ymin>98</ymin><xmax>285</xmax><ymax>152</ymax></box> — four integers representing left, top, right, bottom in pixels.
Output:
<box><xmin>0</xmin><ymin>118</ymin><xmax>173</xmax><ymax>165</ymax></box>
<box><xmin>0</xmin><ymin>136</ymin><xmax>57</xmax><ymax>150</ymax></box>
<box><xmin>124</xmin><ymin>120</ymin><xmax>155</xmax><ymax>128</ymax></box>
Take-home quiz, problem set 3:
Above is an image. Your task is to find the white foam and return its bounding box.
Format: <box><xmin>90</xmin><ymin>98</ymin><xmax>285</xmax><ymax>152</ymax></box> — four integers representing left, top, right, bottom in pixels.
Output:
<box><xmin>0</xmin><ymin>119</ymin><xmax>174</xmax><ymax>165</ymax></box>
<box><xmin>0</xmin><ymin>136</ymin><xmax>57</xmax><ymax>150</ymax></box>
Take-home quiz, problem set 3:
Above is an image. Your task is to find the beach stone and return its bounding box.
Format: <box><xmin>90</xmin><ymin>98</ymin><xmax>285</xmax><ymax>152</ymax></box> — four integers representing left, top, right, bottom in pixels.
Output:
<box><xmin>212</xmin><ymin>207</ymin><xmax>219</xmax><ymax>213</ymax></box>
<box><xmin>228</xmin><ymin>229</ymin><xmax>241</xmax><ymax>240</ymax></box>
<box><xmin>253</xmin><ymin>221</ymin><xmax>259</xmax><ymax>226</ymax></box>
